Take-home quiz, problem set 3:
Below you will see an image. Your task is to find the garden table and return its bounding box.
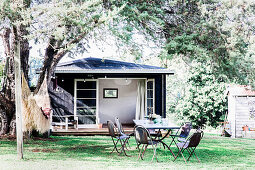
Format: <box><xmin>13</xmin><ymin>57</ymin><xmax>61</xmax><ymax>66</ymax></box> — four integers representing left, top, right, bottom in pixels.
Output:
<box><xmin>133</xmin><ymin>120</ymin><xmax>180</xmax><ymax>158</ymax></box>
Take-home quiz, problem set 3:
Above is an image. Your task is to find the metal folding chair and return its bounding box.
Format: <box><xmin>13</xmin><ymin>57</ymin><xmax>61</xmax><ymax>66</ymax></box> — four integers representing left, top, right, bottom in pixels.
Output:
<box><xmin>169</xmin><ymin>122</ymin><xmax>192</xmax><ymax>147</ymax></box>
<box><xmin>134</xmin><ymin>125</ymin><xmax>159</xmax><ymax>162</ymax></box>
<box><xmin>107</xmin><ymin>120</ymin><xmax>130</xmax><ymax>156</ymax></box>
<box><xmin>173</xmin><ymin>130</ymin><xmax>204</xmax><ymax>163</ymax></box>
<box><xmin>115</xmin><ymin>117</ymin><xmax>131</xmax><ymax>149</ymax></box>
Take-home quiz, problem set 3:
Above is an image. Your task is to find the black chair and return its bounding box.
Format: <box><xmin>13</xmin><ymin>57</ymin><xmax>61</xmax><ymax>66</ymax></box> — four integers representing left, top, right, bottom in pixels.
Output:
<box><xmin>107</xmin><ymin>120</ymin><xmax>130</xmax><ymax>156</ymax></box>
<box><xmin>173</xmin><ymin>130</ymin><xmax>204</xmax><ymax>163</ymax></box>
<box><xmin>169</xmin><ymin>122</ymin><xmax>192</xmax><ymax>147</ymax></box>
<box><xmin>134</xmin><ymin>125</ymin><xmax>159</xmax><ymax>162</ymax></box>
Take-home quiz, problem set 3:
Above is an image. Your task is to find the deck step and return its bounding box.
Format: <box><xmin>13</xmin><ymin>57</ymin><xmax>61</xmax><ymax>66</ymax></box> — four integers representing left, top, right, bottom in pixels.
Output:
<box><xmin>51</xmin><ymin>128</ymin><xmax>134</xmax><ymax>136</ymax></box>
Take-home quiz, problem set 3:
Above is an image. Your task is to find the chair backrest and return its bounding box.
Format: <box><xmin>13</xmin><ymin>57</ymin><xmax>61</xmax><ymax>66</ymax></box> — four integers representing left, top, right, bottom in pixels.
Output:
<box><xmin>115</xmin><ymin>117</ymin><xmax>124</xmax><ymax>135</ymax></box>
<box><xmin>187</xmin><ymin>131</ymin><xmax>204</xmax><ymax>148</ymax></box>
<box><xmin>134</xmin><ymin>125</ymin><xmax>151</xmax><ymax>144</ymax></box>
<box><xmin>179</xmin><ymin>122</ymin><xmax>192</xmax><ymax>138</ymax></box>
<box><xmin>107</xmin><ymin>120</ymin><xmax>116</xmax><ymax>138</ymax></box>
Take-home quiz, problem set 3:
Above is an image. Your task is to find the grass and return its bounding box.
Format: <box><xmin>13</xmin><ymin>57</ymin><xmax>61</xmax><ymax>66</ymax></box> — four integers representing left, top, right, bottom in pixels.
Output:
<box><xmin>0</xmin><ymin>133</ymin><xmax>255</xmax><ymax>170</ymax></box>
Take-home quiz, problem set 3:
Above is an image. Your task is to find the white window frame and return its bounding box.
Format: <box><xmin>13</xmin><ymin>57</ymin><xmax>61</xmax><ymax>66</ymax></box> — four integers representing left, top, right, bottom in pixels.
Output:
<box><xmin>146</xmin><ymin>79</ymin><xmax>155</xmax><ymax>115</ymax></box>
<box><xmin>74</xmin><ymin>79</ymin><xmax>99</xmax><ymax>128</ymax></box>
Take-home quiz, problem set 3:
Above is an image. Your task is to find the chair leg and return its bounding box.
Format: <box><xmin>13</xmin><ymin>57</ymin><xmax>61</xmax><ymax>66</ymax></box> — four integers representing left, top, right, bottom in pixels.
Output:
<box><xmin>186</xmin><ymin>148</ymin><xmax>192</xmax><ymax>155</ymax></box>
<box><xmin>110</xmin><ymin>138</ymin><xmax>120</xmax><ymax>154</ymax></box>
<box><xmin>138</xmin><ymin>144</ymin><xmax>145</xmax><ymax>160</ymax></box>
<box><xmin>142</xmin><ymin>144</ymin><xmax>148</xmax><ymax>159</ymax></box>
<box><xmin>187</xmin><ymin>147</ymin><xmax>200</xmax><ymax>163</ymax></box>
<box><xmin>169</xmin><ymin>136</ymin><xmax>179</xmax><ymax>148</ymax></box>
<box><xmin>180</xmin><ymin>149</ymin><xmax>187</xmax><ymax>164</ymax></box>
<box><xmin>169</xmin><ymin>136</ymin><xmax>176</xmax><ymax>147</ymax></box>
<box><xmin>119</xmin><ymin>138</ymin><xmax>130</xmax><ymax>157</ymax></box>
<box><xmin>124</xmin><ymin>138</ymin><xmax>130</xmax><ymax>150</ymax></box>
<box><xmin>136</xmin><ymin>143</ymin><xmax>141</xmax><ymax>151</ymax></box>
<box><xmin>151</xmin><ymin>143</ymin><xmax>158</xmax><ymax>162</ymax></box>
<box><xmin>193</xmin><ymin>152</ymin><xmax>200</xmax><ymax>163</ymax></box>
<box><xmin>173</xmin><ymin>147</ymin><xmax>182</xmax><ymax>161</ymax></box>
<box><xmin>174</xmin><ymin>147</ymin><xmax>187</xmax><ymax>163</ymax></box>
<box><xmin>126</xmin><ymin>138</ymin><xmax>131</xmax><ymax>149</ymax></box>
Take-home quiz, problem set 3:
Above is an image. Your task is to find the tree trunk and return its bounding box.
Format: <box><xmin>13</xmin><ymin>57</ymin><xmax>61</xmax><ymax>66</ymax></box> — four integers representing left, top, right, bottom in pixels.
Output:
<box><xmin>34</xmin><ymin>39</ymin><xmax>66</xmax><ymax>94</ymax></box>
<box><xmin>0</xmin><ymin>108</ymin><xmax>8</xmax><ymax>135</ymax></box>
<box><xmin>0</xmin><ymin>25</ymin><xmax>29</xmax><ymax>135</ymax></box>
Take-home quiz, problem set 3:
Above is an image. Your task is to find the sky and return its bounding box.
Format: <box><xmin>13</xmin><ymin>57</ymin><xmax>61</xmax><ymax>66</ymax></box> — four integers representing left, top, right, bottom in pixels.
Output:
<box><xmin>0</xmin><ymin>32</ymin><xmax>163</xmax><ymax>86</ymax></box>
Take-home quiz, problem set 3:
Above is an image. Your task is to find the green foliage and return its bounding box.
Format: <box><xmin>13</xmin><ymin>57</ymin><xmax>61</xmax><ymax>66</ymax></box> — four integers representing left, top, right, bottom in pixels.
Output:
<box><xmin>169</xmin><ymin>61</ymin><xmax>227</xmax><ymax>128</ymax></box>
<box><xmin>163</xmin><ymin>0</ymin><xmax>255</xmax><ymax>87</ymax></box>
<box><xmin>165</xmin><ymin>33</ymin><xmax>202</xmax><ymax>57</ymax></box>
<box><xmin>0</xmin><ymin>0</ymin><xmax>125</xmax><ymax>52</ymax></box>
<box><xmin>162</xmin><ymin>0</ymin><xmax>255</xmax><ymax>127</ymax></box>
<box><xmin>109</xmin><ymin>0</ymin><xmax>165</xmax><ymax>43</ymax></box>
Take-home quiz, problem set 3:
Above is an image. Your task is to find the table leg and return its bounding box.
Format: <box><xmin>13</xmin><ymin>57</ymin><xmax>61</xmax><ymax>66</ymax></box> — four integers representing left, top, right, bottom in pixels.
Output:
<box><xmin>160</xmin><ymin>141</ymin><xmax>176</xmax><ymax>158</ymax></box>
<box><xmin>151</xmin><ymin>129</ymin><xmax>176</xmax><ymax>158</ymax></box>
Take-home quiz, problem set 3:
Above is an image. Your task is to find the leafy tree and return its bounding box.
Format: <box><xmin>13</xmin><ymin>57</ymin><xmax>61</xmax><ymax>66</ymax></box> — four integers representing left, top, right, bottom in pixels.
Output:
<box><xmin>0</xmin><ymin>0</ymin><xmax>254</xmax><ymax>133</ymax></box>
<box><xmin>110</xmin><ymin>0</ymin><xmax>254</xmax><ymax>127</ymax></box>
<box><xmin>163</xmin><ymin>0</ymin><xmax>255</xmax><ymax>86</ymax></box>
<box><xmin>169</xmin><ymin>61</ymin><xmax>227</xmax><ymax>128</ymax></box>
<box><xmin>0</xmin><ymin>0</ymin><xmax>124</xmax><ymax>135</ymax></box>
<box><xmin>113</xmin><ymin>0</ymin><xmax>255</xmax><ymax>85</ymax></box>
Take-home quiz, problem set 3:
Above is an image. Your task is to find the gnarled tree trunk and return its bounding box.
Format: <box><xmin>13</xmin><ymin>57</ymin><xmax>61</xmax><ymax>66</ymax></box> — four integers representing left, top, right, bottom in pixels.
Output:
<box><xmin>0</xmin><ymin>25</ymin><xmax>29</xmax><ymax>135</ymax></box>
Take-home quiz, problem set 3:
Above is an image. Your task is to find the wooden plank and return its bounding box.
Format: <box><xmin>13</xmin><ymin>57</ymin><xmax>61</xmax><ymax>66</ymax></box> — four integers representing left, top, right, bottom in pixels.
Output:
<box><xmin>51</xmin><ymin>127</ymin><xmax>134</xmax><ymax>136</ymax></box>
<box><xmin>14</xmin><ymin>40</ymin><xmax>23</xmax><ymax>159</ymax></box>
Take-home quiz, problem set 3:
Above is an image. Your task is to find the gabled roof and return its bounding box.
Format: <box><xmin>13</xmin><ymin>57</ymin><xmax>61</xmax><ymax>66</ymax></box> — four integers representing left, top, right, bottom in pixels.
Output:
<box><xmin>225</xmin><ymin>84</ymin><xmax>255</xmax><ymax>96</ymax></box>
<box><xmin>55</xmin><ymin>57</ymin><xmax>174</xmax><ymax>74</ymax></box>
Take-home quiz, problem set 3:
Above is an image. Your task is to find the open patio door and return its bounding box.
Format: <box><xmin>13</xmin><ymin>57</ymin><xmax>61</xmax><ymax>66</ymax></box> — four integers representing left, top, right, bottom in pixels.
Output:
<box><xmin>74</xmin><ymin>79</ymin><xmax>98</xmax><ymax>128</ymax></box>
<box><xmin>136</xmin><ymin>79</ymin><xmax>155</xmax><ymax>120</ymax></box>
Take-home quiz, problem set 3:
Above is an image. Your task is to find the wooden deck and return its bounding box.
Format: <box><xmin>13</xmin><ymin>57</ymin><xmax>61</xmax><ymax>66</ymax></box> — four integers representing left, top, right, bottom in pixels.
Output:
<box><xmin>51</xmin><ymin>124</ymin><xmax>134</xmax><ymax>136</ymax></box>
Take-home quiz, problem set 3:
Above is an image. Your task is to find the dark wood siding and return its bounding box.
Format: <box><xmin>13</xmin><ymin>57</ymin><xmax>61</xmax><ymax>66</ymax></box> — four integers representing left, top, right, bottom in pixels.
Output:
<box><xmin>50</xmin><ymin>73</ymin><xmax>167</xmax><ymax>119</ymax></box>
<box><xmin>155</xmin><ymin>75</ymin><xmax>166</xmax><ymax>118</ymax></box>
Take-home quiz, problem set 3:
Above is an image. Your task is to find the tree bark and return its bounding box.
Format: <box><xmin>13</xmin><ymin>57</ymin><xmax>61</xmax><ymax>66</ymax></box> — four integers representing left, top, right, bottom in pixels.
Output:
<box><xmin>0</xmin><ymin>25</ymin><xmax>29</xmax><ymax>135</ymax></box>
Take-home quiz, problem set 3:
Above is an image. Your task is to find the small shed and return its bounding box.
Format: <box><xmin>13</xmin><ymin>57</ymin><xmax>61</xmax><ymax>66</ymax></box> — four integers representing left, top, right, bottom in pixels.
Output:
<box><xmin>226</xmin><ymin>85</ymin><xmax>255</xmax><ymax>138</ymax></box>
<box><xmin>49</xmin><ymin>57</ymin><xmax>174</xmax><ymax>129</ymax></box>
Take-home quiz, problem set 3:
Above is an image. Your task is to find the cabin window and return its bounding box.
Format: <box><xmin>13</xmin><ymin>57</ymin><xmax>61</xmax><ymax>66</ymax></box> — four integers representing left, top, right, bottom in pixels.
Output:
<box><xmin>146</xmin><ymin>79</ymin><xmax>155</xmax><ymax>115</ymax></box>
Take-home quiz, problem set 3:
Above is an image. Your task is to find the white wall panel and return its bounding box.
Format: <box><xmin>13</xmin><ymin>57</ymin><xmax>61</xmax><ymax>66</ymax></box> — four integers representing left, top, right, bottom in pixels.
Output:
<box><xmin>98</xmin><ymin>79</ymin><xmax>139</xmax><ymax>124</ymax></box>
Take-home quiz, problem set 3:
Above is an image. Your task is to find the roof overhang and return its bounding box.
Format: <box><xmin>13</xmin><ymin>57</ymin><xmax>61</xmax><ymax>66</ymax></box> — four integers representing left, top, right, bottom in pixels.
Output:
<box><xmin>54</xmin><ymin>69</ymin><xmax>174</xmax><ymax>74</ymax></box>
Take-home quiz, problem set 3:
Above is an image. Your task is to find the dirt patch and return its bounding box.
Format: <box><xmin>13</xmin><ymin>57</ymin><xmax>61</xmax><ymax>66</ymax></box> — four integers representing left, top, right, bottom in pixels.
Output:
<box><xmin>0</xmin><ymin>135</ymin><xmax>16</xmax><ymax>141</ymax></box>
<box><xmin>69</xmin><ymin>144</ymin><xmax>88</xmax><ymax>150</ymax></box>
<box><xmin>69</xmin><ymin>144</ymin><xmax>105</xmax><ymax>151</ymax></box>
<box><xmin>31</xmin><ymin>148</ymin><xmax>58</xmax><ymax>153</ymax></box>
<box><xmin>31</xmin><ymin>137</ymin><xmax>65</xmax><ymax>142</ymax></box>
<box><xmin>0</xmin><ymin>135</ymin><xmax>66</xmax><ymax>142</ymax></box>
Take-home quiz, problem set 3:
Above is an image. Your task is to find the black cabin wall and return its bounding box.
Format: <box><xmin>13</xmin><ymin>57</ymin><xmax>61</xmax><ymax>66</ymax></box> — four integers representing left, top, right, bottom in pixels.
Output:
<box><xmin>154</xmin><ymin>75</ymin><xmax>166</xmax><ymax>118</ymax></box>
<box><xmin>50</xmin><ymin>73</ymin><xmax>167</xmax><ymax>119</ymax></box>
<box><xmin>49</xmin><ymin>77</ymin><xmax>75</xmax><ymax>119</ymax></box>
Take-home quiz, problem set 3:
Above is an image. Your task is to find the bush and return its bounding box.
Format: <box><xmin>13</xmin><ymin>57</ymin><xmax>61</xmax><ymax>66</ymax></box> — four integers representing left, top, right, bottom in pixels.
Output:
<box><xmin>169</xmin><ymin>61</ymin><xmax>227</xmax><ymax>128</ymax></box>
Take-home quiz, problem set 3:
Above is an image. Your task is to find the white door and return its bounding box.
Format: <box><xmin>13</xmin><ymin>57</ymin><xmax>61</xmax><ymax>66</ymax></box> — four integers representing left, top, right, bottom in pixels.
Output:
<box><xmin>74</xmin><ymin>79</ymin><xmax>98</xmax><ymax>128</ymax></box>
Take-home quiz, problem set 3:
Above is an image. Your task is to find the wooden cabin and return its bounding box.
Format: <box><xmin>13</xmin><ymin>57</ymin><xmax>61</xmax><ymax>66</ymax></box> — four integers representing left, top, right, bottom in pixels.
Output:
<box><xmin>226</xmin><ymin>85</ymin><xmax>255</xmax><ymax>138</ymax></box>
<box><xmin>49</xmin><ymin>57</ymin><xmax>174</xmax><ymax>133</ymax></box>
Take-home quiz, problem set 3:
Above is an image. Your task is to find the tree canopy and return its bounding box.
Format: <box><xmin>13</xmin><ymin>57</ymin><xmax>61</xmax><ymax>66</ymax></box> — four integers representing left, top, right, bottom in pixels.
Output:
<box><xmin>0</xmin><ymin>0</ymin><xmax>126</xmax><ymax>134</ymax></box>
<box><xmin>0</xmin><ymin>0</ymin><xmax>255</xmax><ymax>132</ymax></box>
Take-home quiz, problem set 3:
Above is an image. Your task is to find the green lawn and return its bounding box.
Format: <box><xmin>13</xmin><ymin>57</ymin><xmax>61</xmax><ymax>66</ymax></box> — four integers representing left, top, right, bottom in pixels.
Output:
<box><xmin>0</xmin><ymin>134</ymin><xmax>255</xmax><ymax>170</ymax></box>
